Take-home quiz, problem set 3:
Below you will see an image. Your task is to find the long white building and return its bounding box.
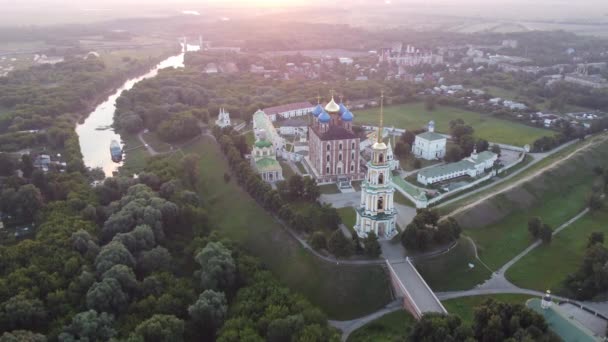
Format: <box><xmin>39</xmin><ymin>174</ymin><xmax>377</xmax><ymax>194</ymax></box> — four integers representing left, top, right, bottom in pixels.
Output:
<box><xmin>417</xmin><ymin>149</ymin><xmax>497</xmax><ymax>185</ymax></box>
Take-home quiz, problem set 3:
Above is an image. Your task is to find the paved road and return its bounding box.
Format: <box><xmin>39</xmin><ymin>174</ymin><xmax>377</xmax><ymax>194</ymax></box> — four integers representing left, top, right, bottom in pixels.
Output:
<box><xmin>320</xmin><ymin>192</ymin><xmax>361</xmax><ymax>208</ymax></box>
<box><xmin>137</xmin><ymin>131</ymin><xmax>159</xmax><ymax>156</ymax></box>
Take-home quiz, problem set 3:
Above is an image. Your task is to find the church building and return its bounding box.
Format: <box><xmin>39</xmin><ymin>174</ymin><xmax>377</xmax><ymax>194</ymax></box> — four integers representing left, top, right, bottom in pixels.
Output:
<box><xmin>354</xmin><ymin>93</ymin><xmax>397</xmax><ymax>239</ymax></box>
<box><xmin>251</xmin><ymin>134</ymin><xmax>283</xmax><ymax>183</ymax></box>
<box><xmin>306</xmin><ymin>94</ymin><xmax>363</xmax><ymax>183</ymax></box>
<box><xmin>412</xmin><ymin>121</ymin><xmax>446</xmax><ymax>160</ymax></box>
<box><xmin>215</xmin><ymin>108</ymin><xmax>231</xmax><ymax>128</ymax></box>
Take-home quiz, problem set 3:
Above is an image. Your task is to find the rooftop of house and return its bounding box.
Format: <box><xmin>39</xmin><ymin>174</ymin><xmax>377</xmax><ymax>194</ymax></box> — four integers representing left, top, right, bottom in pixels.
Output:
<box><xmin>255</xmin><ymin>157</ymin><xmax>282</xmax><ymax>173</ymax></box>
<box><xmin>263</xmin><ymin>102</ymin><xmax>315</xmax><ymax>115</ymax></box>
<box><xmin>417</xmin><ymin>131</ymin><xmax>446</xmax><ymax>141</ymax></box>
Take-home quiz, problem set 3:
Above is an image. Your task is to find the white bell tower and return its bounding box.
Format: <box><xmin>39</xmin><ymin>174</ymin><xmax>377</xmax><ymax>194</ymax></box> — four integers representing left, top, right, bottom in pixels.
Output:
<box><xmin>354</xmin><ymin>92</ymin><xmax>397</xmax><ymax>239</ymax></box>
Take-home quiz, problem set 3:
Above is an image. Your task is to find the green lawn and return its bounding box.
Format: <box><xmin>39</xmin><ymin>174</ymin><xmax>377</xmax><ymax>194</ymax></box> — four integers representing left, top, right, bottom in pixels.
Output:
<box><xmin>393</xmin><ymin>190</ymin><xmax>415</xmax><ymax>207</ymax></box>
<box><xmin>442</xmin><ymin>294</ymin><xmax>532</xmax><ymax>324</ymax></box>
<box><xmin>465</xmin><ymin>180</ymin><xmax>591</xmax><ymax>271</ymax></box>
<box><xmin>319</xmin><ymin>183</ymin><xmax>340</xmax><ymax>194</ymax></box>
<box><xmin>354</xmin><ymin>102</ymin><xmax>552</xmax><ymax>146</ymax></box>
<box><xmin>485</xmin><ymin>86</ymin><xmax>520</xmax><ymax>101</ymax></box>
<box><xmin>399</xmin><ymin>155</ymin><xmax>440</xmax><ymax>172</ymax></box>
<box><xmin>507</xmin><ymin>209</ymin><xmax>608</xmax><ymax>292</ymax></box>
<box><xmin>414</xmin><ymin>237</ymin><xmax>492</xmax><ymax>291</ymax></box>
<box><xmin>338</xmin><ymin>207</ymin><xmax>357</xmax><ymax>229</ymax></box>
<box><xmin>119</xmin><ymin>134</ymin><xmax>149</xmax><ymax>175</ymax></box>
<box><xmin>181</xmin><ymin>137</ymin><xmax>392</xmax><ymax>319</ymax></box>
<box><xmin>295</xmin><ymin>161</ymin><xmax>307</xmax><ymax>174</ymax></box>
<box><xmin>347</xmin><ymin>310</ymin><xmax>415</xmax><ymax>342</ymax></box>
<box><xmin>243</xmin><ymin>131</ymin><xmax>255</xmax><ymax>147</ymax></box>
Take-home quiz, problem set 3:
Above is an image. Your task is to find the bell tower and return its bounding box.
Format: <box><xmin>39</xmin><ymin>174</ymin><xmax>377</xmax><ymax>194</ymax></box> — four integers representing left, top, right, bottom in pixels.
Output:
<box><xmin>354</xmin><ymin>92</ymin><xmax>397</xmax><ymax>239</ymax></box>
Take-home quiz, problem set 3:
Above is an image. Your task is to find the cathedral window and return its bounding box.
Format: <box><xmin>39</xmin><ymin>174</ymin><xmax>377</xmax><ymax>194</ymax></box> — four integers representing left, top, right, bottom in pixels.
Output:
<box><xmin>339</xmin><ymin>143</ymin><xmax>342</xmax><ymax>150</ymax></box>
<box><xmin>326</xmin><ymin>166</ymin><xmax>330</xmax><ymax>174</ymax></box>
<box><xmin>327</xmin><ymin>144</ymin><xmax>331</xmax><ymax>151</ymax></box>
<box><xmin>378</xmin><ymin>197</ymin><xmax>384</xmax><ymax>210</ymax></box>
<box><xmin>339</xmin><ymin>154</ymin><xmax>342</xmax><ymax>161</ymax></box>
<box><xmin>378</xmin><ymin>153</ymin><xmax>384</xmax><ymax>163</ymax></box>
<box><xmin>351</xmin><ymin>165</ymin><xmax>354</xmax><ymax>172</ymax></box>
<box><xmin>351</xmin><ymin>142</ymin><xmax>355</xmax><ymax>149</ymax></box>
<box><xmin>351</xmin><ymin>152</ymin><xmax>355</xmax><ymax>159</ymax></box>
<box><xmin>327</xmin><ymin>155</ymin><xmax>330</xmax><ymax>162</ymax></box>
<box><xmin>378</xmin><ymin>173</ymin><xmax>384</xmax><ymax>185</ymax></box>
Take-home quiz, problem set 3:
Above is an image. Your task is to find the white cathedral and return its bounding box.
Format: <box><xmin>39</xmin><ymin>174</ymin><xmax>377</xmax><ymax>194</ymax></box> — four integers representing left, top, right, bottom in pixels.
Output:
<box><xmin>216</xmin><ymin>108</ymin><xmax>231</xmax><ymax>128</ymax></box>
<box><xmin>354</xmin><ymin>94</ymin><xmax>397</xmax><ymax>239</ymax></box>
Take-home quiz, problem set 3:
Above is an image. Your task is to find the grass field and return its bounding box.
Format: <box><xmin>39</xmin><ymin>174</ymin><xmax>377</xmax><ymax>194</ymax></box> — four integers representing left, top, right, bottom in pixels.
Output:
<box><xmin>279</xmin><ymin>161</ymin><xmax>295</xmax><ymax>179</ymax></box>
<box><xmin>347</xmin><ymin>310</ymin><xmax>415</xmax><ymax>342</ymax></box>
<box><xmin>142</xmin><ymin>131</ymin><xmax>171</xmax><ymax>153</ymax></box>
<box><xmin>181</xmin><ymin>137</ymin><xmax>392</xmax><ymax>319</ymax></box>
<box><xmin>295</xmin><ymin>161</ymin><xmax>307</xmax><ymax>174</ymax></box>
<box><xmin>465</xmin><ymin>180</ymin><xmax>591</xmax><ymax>270</ymax></box>
<box><xmin>354</xmin><ymin>102</ymin><xmax>552</xmax><ymax>145</ymax></box>
<box><xmin>414</xmin><ymin>237</ymin><xmax>492</xmax><ymax>291</ymax></box>
<box><xmin>507</xmin><ymin>209</ymin><xmax>608</xmax><ymax>292</ymax></box>
<box><xmin>442</xmin><ymin>294</ymin><xmax>532</xmax><ymax>324</ymax></box>
<box><xmin>393</xmin><ymin>190</ymin><xmax>416</xmax><ymax>207</ymax></box>
<box><xmin>338</xmin><ymin>207</ymin><xmax>357</xmax><ymax>229</ymax></box>
<box><xmin>119</xmin><ymin>134</ymin><xmax>149</xmax><ymax>175</ymax></box>
<box><xmin>243</xmin><ymin>131</ymin><xmax>255</xmax><ymax>147</ymax></box>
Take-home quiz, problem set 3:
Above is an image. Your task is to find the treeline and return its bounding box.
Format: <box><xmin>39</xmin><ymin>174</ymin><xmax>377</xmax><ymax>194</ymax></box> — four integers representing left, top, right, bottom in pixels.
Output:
<box><xmin>114</xmin><ymin>68</ymin><xmax>421</xmax><ymax>141</ymax></box>
<box><xmin>0</xmin><ymin>146</ymin><xmax>338</xmax><ymax>340</ymax></box>
<box><xmin>0</xmin><ymin>52</ymin><xmax>173</xmax><ymax>171</ymax></box>
<box><xmin>401</xmin><ymin>209</ymin><xmax>462</xmax><ymax>251</ymax></box>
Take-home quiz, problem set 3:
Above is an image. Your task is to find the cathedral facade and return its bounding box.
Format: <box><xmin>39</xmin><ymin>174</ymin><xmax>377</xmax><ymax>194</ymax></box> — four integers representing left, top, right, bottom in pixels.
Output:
<box><xmin>307</xmin><ymin>95</ymin><xmax>363</xmax><ymax>183</ymax></box>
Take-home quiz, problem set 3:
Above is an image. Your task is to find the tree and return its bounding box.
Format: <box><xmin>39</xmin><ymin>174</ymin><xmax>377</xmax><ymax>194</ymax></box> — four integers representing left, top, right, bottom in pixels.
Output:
<box><xmin>401</xmin><ymin>131</ymin><xmax>416</xmax><ymax>145</ymax></box>
<box><xmin>195</xmin><ymin>242</ymin><xmax>236</xmax><ymax>291</ymax></box>
<box><xmin>540</xmin><ymin>224</ymin><xmax>553</xmax><ymax>244</ymax></box>
<box><xmin>102</xmin><ymin>264</ymin><xmax>138</xmax><ymax>293</ymax></box>
<box><xmin>309</xmin><ymin>231</ymin><xmax>327</xmax><ymax>250</ymax></box>
<box><xmin>86</xmin><ymin>278</ymin><xmax>129</xmax><ymax>313</ymax></box>
<box><xmin>588</xmin><ymin>232</ymin><xmax>604</xmax><ymax>248</ymax></box>
<box><xmin>327</xmin><ymin>230</ymin><xmax>354</xmax><ymax>258</ymax></box>
<box><xmin>0</xmin><ymin>295</ymin><xmax>47</xmax><ymax>332</ymax></box>
<box><xmin>132</xmin><ymin>314</ymin><xmax>184</xmax><ymax>342</ymax></box>
<box><xmin>445</xmin><ymin>145</ymin><xmax>463</xmax><ymax>162</ymax></box>
<box><xmin>588</xmin><ymin>192</ymin><xmax>603</xmax><ymax>211</ymax></box>
<box><xmin>180</xmin><ymin>154</ymin><xmax>201</xmax><ymax>188</ymax></box>
<box><xmin>94</xmin><ymin>241</ymin><xmax>136</xmax><ymax>274</ymax></box>
<box><xmin>528</xmin><ymin>217</ymin><xmax>542</xmax><ymax>239</ymax></box>
<box><xmin>363</xmin><ymin>232</ymin><xmax>381</xmax><ymax>258</ymax></box>
<box><xmin>188</xmin><ymin>290</ymin><xmax>228</xmax><ymax>334</ymax></box>
<box><xmin>490</xmin><ymin>144</ymin><xmax>502</xmax><ymax>156</ymax></box>
<box><xmin>59</xmin><ymin>310</ymin><xmax>116</xmax><ymax>342</ymax></box>
<box><xmin>0</xmin><ymin>330</ymin><xmax>46</xmax><ymax>342</ymax></box>
<box><xmin>409</xmin><ymin>313</ymin><xmax>472</xmax><ymax>341</ymax></box>
<box><xmin>0</xmin><ymin>153</ymin><xmax>17</xmax><ymax>177</ymax></box>
<box><xmin>137</xmin><ymin>246</ymin><xmax>172</xmax><ymax>274</ymax></box>
<box><xmin>14</xmin><ymin>184</ymin><xmax>43</xmax><ymax>221</ymax></box>
<box><xmin>157</xmin><ymin>111</ymin><xmax>200</xmax><ymax>142</ymax></box>
<box><xmin>394</xmin><ymin>142</ymin><xmax>411</xmax><ymax>159</ymax></box>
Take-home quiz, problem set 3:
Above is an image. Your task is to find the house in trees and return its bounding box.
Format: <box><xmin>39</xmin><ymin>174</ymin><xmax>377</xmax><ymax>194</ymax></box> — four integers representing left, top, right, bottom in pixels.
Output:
<box><xmin>412</xmin><ymin>121</ymin><xmax>446</xmax><ymax>160</ymax></box>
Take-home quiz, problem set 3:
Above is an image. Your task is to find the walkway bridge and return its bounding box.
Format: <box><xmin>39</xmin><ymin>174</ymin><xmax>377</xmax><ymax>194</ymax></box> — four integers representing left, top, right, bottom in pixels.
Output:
<box><xmin>385</xmin><ymin>258</ymin><xmax>447</xmax><ymax>318</ymax></box>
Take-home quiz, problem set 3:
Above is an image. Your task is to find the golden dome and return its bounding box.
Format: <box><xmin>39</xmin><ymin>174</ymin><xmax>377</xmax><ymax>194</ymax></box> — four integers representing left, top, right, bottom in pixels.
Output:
<box><xmin>324</xmin><ymin>97</ymin><xmax>340</xmax><ymax>113</ymax></box>
<box><xmin>372</xmin><ymin>142</ymin><xmax>387</xmax><ymax>150</ymax></box>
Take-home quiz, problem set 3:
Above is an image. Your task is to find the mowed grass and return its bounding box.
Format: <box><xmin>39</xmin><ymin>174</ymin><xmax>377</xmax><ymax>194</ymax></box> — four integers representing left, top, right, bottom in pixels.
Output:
<box><xmin>119</xmin><ymin>134</ymin><xmax>149</xmax><ymax>175</ymax></box>
<box><xmin>279</xmin><ymin>161</ymin><xmax>295</xmax><ymax>179</ymax></box>
<box><xmin>337</xmin><ymin>207</ymin><xmax>357</xmax><ymax>229</ymax></box>
<box><xmin>414</xmin><ymin>237</ymin><xmax>492</xmax><ymax>291</ymax></box>
<box><xmin>466</xmin><ymin>181</ymin><xmax>591</xmax><ymax>270</ymax></box>
<box><xmin>442</xmin><ymin>294</ymin><xmax>532</xmax><ymax>324</ymax></box>
<box><xmin>182</xmin><ymin>137</ymin><xmax>392</xmax><ymax>319</ymax></box>
<box><xmin>354</xmin><ymin>102</ymin><xmax>552</xmax><ymax>146</ymax></box>
<box><xmin>347</xmin><ymin>310</ymin><xmax>415</xmax><ymax>342</ymax></box>
<box><xmin>507</xmin><ymin>209</ymin><xmax>608</xmax><ymax>292</ymax></box>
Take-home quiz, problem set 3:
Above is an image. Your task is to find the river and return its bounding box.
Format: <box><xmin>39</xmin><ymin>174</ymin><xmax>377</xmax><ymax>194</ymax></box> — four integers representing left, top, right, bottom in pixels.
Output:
<box><xmin>76</xmin><ymin>44</ymin><xmax>200</xmax><ymax>177</ymax></box>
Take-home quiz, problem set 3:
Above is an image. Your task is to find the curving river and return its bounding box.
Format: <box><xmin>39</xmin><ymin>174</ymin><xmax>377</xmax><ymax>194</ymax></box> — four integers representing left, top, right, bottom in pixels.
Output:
<box><xmin>76</xmin><ymin>44</ymin><xmax>200</xmax><ymax>177</ymax></box>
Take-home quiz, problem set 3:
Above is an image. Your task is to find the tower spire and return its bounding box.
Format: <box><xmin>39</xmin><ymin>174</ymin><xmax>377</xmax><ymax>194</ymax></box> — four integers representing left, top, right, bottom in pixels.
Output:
<box><xmin>317</xmin><ymin>94</ymin><xmax>321</xmax><ymax>105</ymax></box>
<box><xmin>378</xmin><ymin>91</ymin><xmax>384</xmax><ymax>144</ymax></box>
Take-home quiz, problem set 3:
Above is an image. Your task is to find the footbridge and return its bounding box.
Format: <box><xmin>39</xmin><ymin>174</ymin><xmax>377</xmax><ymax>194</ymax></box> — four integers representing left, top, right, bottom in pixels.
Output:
<box><xmin>385</xmin><ymin>258</ymin><xmax>447</xmax><ymax>318</ymax></box>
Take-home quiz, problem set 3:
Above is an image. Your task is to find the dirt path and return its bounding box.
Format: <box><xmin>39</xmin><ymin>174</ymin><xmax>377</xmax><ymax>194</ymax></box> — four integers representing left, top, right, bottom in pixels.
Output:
<box><xmin>445</xmin><ymin>135</ymin><xmax>607</xmax><ymax>219</ymax></box>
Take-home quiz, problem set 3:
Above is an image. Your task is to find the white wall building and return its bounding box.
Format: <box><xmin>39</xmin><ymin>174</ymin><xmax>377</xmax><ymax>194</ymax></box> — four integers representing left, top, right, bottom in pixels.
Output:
<box><xmin>417</xmin><ymin>149</ymin><xmax>498</xmax><ymax>185</ymax></box>
<box><xmin>215</xmin><ymin>108</ymin><xmax>231</xmax><ymax>128</ymax></box>
<box><xmin>253</xmin><ymin>110</ymin><xmax>285</xmax><ymax>152</ymax></box>
<box><xmin>412</xmin><ymin>121</ymin><xmax>447</xmax><ymax>160</ymax></box>
<box><xmin>262</xmin><ymin>102</ymin><xmax>315</xmax><ymax>121</ymax></box>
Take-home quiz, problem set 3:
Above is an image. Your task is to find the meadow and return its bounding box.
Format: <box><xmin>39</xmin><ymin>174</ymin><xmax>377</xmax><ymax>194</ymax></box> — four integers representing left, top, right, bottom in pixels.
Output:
<box><xmin>442</xmin><ymin>294</ymin><xmax>532</xmax><ymax>324</ymax></box>
<box><xmin>507</xmin><ymin>209</ymin><xmax>608</xmax><ymax>292</ymax></box>
<box><xmin>347</xmin><ymin>310</ymin><xmax>415</xmax><ymax>342</ymax></box>
<box><xmin>354</xmin><ymin>102</ymin><xmax>552</xmax><ymax>146</ymax></box>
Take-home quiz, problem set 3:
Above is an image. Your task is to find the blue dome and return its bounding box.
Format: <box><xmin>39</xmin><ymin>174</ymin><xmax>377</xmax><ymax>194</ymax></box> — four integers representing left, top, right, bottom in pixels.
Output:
<box><xmin>339</xmin><ymin>103</ymin><xmax>348</xmax><ymax>114</ymax></box>
<box><xmin>318</xmin><ymin>110</ymin><xmax>331</xmax><ymax>123</ymax></box>
<box><xmin>312</xmin><ymin>104</ymin><xmax>323</xmax><ymax>117</ymax></box>
<box><xmin>341</xmin><ymin>109</ymin><xmax>354</xmax><ymax>122</ymax></box>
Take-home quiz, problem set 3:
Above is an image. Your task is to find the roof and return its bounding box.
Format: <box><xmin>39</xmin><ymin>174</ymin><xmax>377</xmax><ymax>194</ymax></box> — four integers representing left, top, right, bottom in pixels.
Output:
<box><xmin>419</xmin><ymin>160</ymin><xmax>475</xmax><ymax>178</ymax></box>
<box><xmin>325</xmin><ymin>98</ymin><xmax>340</xmax><ymax>113</ymax></box>
<box><xmin>473</xmin><ymin>151</ymin><xmax>497</xmax><ymax>163</ymax></box>
<box><xmin>417</xmin><ymin>131</ymin><xmax>446</xmax><ymax>141</ymax></box>
<box><xmin>255</xmin><ymin>157</ymin><xmax>282</xmax><ymax>173</ymax></box>
<box><xmin>527</xmin><ymin>299</ymin><xmax>599</xmax><ymax>342</ymax></box>
<box><xmin>263</xmin><ymin>102</ymin><xmax>314</xmax><ymax>115</ymax></box>
<box><xmin>318</xmin><ymin>110</ymin><xmax>331</xmax><ymax>123</ymax></box>
<box><xmin>255</xmin><ymin>140</ymin><xmax>272</xmax><ymax>148</ymax></box>
<box><xmin>341</xmin><ymin>109</ymin><xmax>354</xmax><ymax>121</ymax></box>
